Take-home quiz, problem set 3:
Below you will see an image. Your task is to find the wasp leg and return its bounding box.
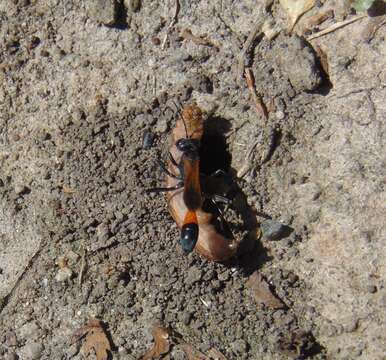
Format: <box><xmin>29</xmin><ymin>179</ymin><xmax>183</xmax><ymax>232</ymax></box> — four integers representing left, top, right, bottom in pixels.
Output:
<box><xmin>157</xmin><ymin>159</ymin><xmax>182</xmax><ymax>180</ymax></box>
<box><xmin>210</xmin><ymin>194</ymin><xmax>231</xmax><ymax>205</ymax></box>
<box><xmin>202</xmin><ymin>192</ymin><xmax>233</xmax><ymax>233</ymax></box>
<box><xmin>210</xmin><ymin>197</ymin><xmax>234</xmax><ymax>236</ymax></box>
<box><xmin>168</xmin><ymin>151</ymin><xmax>179</xmax><ymax>168</ymax></box>
<box><xmin>146</xmin><ymin>182</ymin><xmax>183</xmax><ymax>194</ymax></box>
<box><xmin>210</xmin><ymin>169</ymin><xmax>228</xmax><ymax>177</ymax></box>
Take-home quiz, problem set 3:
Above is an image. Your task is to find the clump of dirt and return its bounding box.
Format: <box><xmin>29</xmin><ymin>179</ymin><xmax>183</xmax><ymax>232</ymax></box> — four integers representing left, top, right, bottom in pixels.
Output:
<box><xmin>0</xmin><ymin>1</ymin><xmax>385</xmax><ymax>359</ymax></box>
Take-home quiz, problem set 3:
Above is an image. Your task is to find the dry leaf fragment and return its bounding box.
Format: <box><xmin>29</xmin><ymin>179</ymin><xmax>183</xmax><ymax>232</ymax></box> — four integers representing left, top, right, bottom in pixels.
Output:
<box><xmin>180</xmin><ymin>28</ymin><xmax>219</xmax><ymax>49</ymax></box>
<box><xmin>244</xmin><ymin>68</ymin><xmax>268</xmax><ymax>122</ymax></box>
<box><xmin>73</xmin><ymin>319</ymin><xmax>111</xmax><ymax>360</ymax></box>
<box><xmin>279</xmin><ymin>0</ymin><xmax>316</xmax><ymax>31</ymax></box>
<box><xmin>141</xmin><ymin>326</ymin><xmax>171</xmax><ymax>360</ymax></box>
<box><xmin>207</xmin><ymin>348</ymin><xmax>229</xmax><ymax>360</ymax></box>
<box><xmin>312</xmin><ymin>44</ymin><xmax>329</xmax><ymax>77</ymax></box>
<box><xmin>62</xmin><ymin>185</ymin><xmax>76</xmax><ymax>193</ymax></box>
<box><xmin>181</xmin><ymin>343</ymin><xmax>209</xmax><ymax>360</ymax></box>
<box><xmin>247</xmin><ymin>272</ymin><xmax>285</xmax><ymax>309</ymax></box>
<box><xmin>302</xmin><ymin>9</ymin><xmax>333</xmax><ymax>34</ymax></box>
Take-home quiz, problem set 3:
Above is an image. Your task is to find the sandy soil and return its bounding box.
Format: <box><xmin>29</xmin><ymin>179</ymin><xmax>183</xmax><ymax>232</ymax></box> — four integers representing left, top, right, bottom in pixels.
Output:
<box><xmin>0</xmin><ymin>1</ymin><xmax>385</xmax><ymax>359</ymax></box>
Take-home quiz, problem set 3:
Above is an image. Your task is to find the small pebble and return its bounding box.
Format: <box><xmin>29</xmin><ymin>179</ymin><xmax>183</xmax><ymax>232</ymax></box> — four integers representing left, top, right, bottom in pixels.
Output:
<box><xmin>127</xmin><ymin>0</ymin><xmax>141</xmax><ymax>12</ymax></box>
<box><xmin>55</xmin><ymin>267</ymin><xmax>73</xmax><ymax>282</ymax></box>
<box><xmin>179</xmin><ymin>311</ymin><xmax>192</xmax><ymax>325</ymax></box>
<box><xmin>67</xmin><ymin>343</ymin><xmax>79</xmax><ymax>358</ymax></box>
<box><xmin>5</xmin><ymin>331</ymin><xmax>17</xmax><ymax>347</ymax></box>
<box><xmin>185</xmin><ymin>266</ymin><xmax>203</xmax><ymax>285</ymax></box>
<box><xmin>142</xmin><ymin>131</ymin><xmax>155</xmax><ymax>149</ymax></box>
<box><xmin>155</xmin><ymin>117</ymin><xmax>168</xmax><ymax>133</ymax></box>
<box><xmin>367</xmin><ymin>285</ymin><xmax>377</xmax><ymax>293</ymax></box>
<box><xmin>96</xmin><ymin>223</ymin><xmax>111</xmax><ymax>242</ymax></box>
<box><xmin>14</xmin><ymin>184</ymin><xmax>30</xmax><ymax>195</ymax></box>
<box><xmin>4</xmin><ymin>353</ymin><xmax>18</xmax><ymax>360</ymax></box>
<box><xmin>261</xmin><ymin>219</ymin><xmax>290</xmax><ymax>240</ymax></box>
<box><xmin>218</xmin><ymin>271</ymin><xmax>230</xmax><ymax>282</ymax></box>
<box><xmin>344</xmin><ymin>318</ymin><xmax>358</xmax><ymax>333</ymax></box>
<box><xmin>287</xmin><ymin>273</ymin><xmax>299</xmax><ymax>285</ymax></box>
<box><xmin>170</xmin><ymin>348</ymin><xmax>186</xmax><ymax>360</ymax></box>
<box><xmin>232</xmin><ymin>339</ymin><xmax>248</xmax><ymax>354</ymax></box>
<box><xmin>19</xmin><ymin>321</ymin><xmax>40</xmax><ymax>339</ymax></box>
<box><xmin>151</xmin><ymin>37</ymin><xmax>161</xmax><ymax>46</ymax></box>
<box><xmin>18</xmin><ymin>341</ymin><xmax>43</xmax><ymax>360</ymax></box>
<box><xmin>86</xmin><ymin>0</ymin><xmax>119</xmax><ymax>26</ymax></box>
<box><xmin>275</xmin><ymin>110</ymin><xmax>285</xmax><ymax>120</ymax></box>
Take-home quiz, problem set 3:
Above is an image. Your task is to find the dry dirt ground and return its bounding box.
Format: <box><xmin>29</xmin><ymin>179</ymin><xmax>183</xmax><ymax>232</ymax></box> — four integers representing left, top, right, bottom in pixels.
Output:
<box><xmin>0</xmin><ymin>1</ymin><xmax>385</xmax><ymax>359</ymax></box>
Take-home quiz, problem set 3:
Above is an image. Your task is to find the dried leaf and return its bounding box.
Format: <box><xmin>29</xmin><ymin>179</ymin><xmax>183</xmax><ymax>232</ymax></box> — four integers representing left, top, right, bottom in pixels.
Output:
<box><xmin>180</xmin><ymin>28</ymin><xmax>219</xmax><ymax>49</ymax></box>
<box><xmin>73</xmin><ymin>319</ymin><xmax>111</xmax><ymax>360</ymax></box>
<box><xmin>181</xmin><ymin>343</ymin><xmax>209</xmax><ymax>360</ymax></box>
<box><xmin>141</xmin><ymin>326</ymin><xmax>171</xmax><ymax>360</ymax></box>
<box><xmin>302</xmin><ymin>9</ymin><xmax>333</xmax><ymax>33</ymax></box>
<box><xmin>62</xmin><ymin>185</ymin><xmax>76</xmax><ymax>193</ymax></box>
<box><xmin>207</xmin><ymin>348</ymin><xmax>229</xmax><ymax>360</ymax></box>
<box><xmin>279</xmin><ymin>0</ymin><xmax>316</xmax><ymax>31</ymax></box>
<box><xmin>57</xmin><ymin>256</ymin><xmax>68</xmax><ymax>269</ymax></box>
<box><xmin>247</xmin><ymin>272</ymin><xmax>285</xmax><ymax>309</ymax></box>
<box><xmin>313</xmin><ymin>44</ymin><xmax>329</xmax><ymax>77</ymax></box>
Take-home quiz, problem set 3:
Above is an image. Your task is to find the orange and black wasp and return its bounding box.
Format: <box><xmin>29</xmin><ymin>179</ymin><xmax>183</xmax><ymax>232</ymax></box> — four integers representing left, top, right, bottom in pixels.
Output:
<box><xmin>148</xmin><ymin>104</ymin><xmax>203</xmax><ymax>253</ymax></box>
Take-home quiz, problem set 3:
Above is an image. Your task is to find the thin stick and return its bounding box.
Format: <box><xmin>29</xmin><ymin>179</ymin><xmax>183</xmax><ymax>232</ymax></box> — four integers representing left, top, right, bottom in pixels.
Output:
<box><xmin>245</xmin><ymin>68</ymin><xmax>268</xmax><ymax>122</ymax></box>
<box><xmin>78</xmin><ymin>245</ymin><xmax>87</xmax><ymax>287</ymax></box>
<box><xmin>225</xmin><ymin>119</ymin><xmax>249</xmax><ymax>138</ymax></box>
<box><xmin>363</xmin><ymin>16</ymin><xmax>386</xmax><ymax>43</ymax></box>
<box><xmin>237</xmin><ymin>137</ymin><xmax>261</xmax><ymax>178</ymax></box>
<box><xmin>307</xmin><ymin>14</ymin><xmax>367</xmax><ymax>41</ymax></box>
<box><xmin>180</xmin><ymin>28</ymin><xmax>219</xmax><ymax>49</ymax></box>
<box><xmin>236</xmin><ymin>10</ymin><xmax>265</xmax><ymax>83</ymax></box>
<box><xmin>161</xmin><ymin>0</ymin><xmax>180</xmax><ymax>49</ymax></box>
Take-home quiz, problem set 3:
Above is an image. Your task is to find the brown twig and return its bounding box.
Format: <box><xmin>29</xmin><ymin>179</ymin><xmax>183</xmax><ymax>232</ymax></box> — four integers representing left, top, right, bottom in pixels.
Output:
<box><xmin>237</xmin><ymin>137</ymin><xmax>261</xmax><ymax>178</ymax></box>
<box><xmin>245</xmin><ymin>68</ymin><xmax>268</xmax><ymax>122</ymax></box>
<box><xmin>307</xmin><ymin>14</ymin><xmax>367</xmax><ymax>41</ymax></box>
<box><xmin>236</xmin><ymin>9</ymin><xmax>266</xmax><ymax>84</ymax></box>
<box><xmin>78</xmin><ymin>244</ymin><xmax>87</xmax><ymax>286</ymax></box>
<box><xmin>180</xmin><ymin>28</ymin><xmax>220</xmax><ymax>49</ymax></box>
<box><xmin>161</xmin><ymin>0</ymin><xmax>180</xmax><ymax>49</ymax></box>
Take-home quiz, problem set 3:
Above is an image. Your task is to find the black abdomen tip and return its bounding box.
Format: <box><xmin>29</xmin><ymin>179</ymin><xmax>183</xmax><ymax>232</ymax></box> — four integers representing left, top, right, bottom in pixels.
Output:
<box><xmin>180</xmin><ymin>223</ymin><xmax>199</xmax><ymax>253</ymax></box>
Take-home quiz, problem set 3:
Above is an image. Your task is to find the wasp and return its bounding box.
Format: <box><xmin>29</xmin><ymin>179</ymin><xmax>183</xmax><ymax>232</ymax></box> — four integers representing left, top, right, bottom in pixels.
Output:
<box><xmin>149</xmin><ymin>104</ymin><xmax>237</xmax><ymax>260</ymax></box>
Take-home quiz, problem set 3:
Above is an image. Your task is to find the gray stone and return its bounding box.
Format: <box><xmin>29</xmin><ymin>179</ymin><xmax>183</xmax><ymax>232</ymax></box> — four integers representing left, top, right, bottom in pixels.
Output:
<box><xmin>5</xmin><ymin>330</ymin><xmax>17</xmax><ymax>347</ymax></box>
<box><xmin>232</xmin><ymin>339</ymin><xmax>248</xmax><ymax>354</ymax></box>
<box><xmin>96</xmin><ymin>222</ymin><xmax>111</xmax><ymax>242</ymax></box>
<box><xmin>217</xmin><ymin>271</ymin><xmax>230</xmax><ymax>282</ymax></box>
<box><xmin>179</xmin><ymin>311</ymin><xmax>192</xmax><ymax>325</ymax></box>
<box><xmin>277</xmin><ymin>35</ymin><xmax>322</xmax><ymax>92</ymax></box>
<box><xmin>18</xmin><ymin>341</ymin><xmax>44</xmax><ymax>360</ymax></box>
<box><xmin>86</xmin><ymin>0</ymin><xmax>120</xmax><ymax>26</ymax></box>
<box><xmin>185</xmin><ymin>266</ymin><xmax>203</xmax><ymax>285</ymax></box>
<box><xmin>261</xmin><ymin>219</ymin><xmax>290</xmax><ymax>241</ymax></box>
<box><xmin>4</xmin><ymin>353</ymin><xmax>18</xmax><ymax>360</ymax></box>
<box><xmin>18</xmin><ymin>321</ymin><xmax>40</xmax><ymax>340</ymax></box>
<box><xmin>124</xmin><ymin>0</ymin><xmax>141</xmax><ymax>12</ymax></box>
<box><xmin>55</xmin><ymin>267</ymin><xmax>73</xmax><ymax>282</ymax></box>
<box><xmin>14</xmin><ymin>184</ymin><xmax>29</xmax><ymax>195</ymax></box>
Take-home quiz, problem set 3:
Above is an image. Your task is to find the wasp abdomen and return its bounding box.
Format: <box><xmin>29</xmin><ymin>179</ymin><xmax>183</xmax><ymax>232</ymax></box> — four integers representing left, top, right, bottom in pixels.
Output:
<box><xmin>180</xmin><ymin>223</ymin><xmax>199</xmax><ymax>253</ymax></box>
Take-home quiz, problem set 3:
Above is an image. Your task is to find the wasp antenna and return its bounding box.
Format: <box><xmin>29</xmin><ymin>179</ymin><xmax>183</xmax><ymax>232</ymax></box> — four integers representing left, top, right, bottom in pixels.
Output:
<box><xmin>181</xmin><ymin>110</ymin><xmax>190</xmax><ymax>139</ymax></box>
<box><xmin>171</xmin><ymin>99</ymin><xmax>189</xmax><ymax>139</ymax></box>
